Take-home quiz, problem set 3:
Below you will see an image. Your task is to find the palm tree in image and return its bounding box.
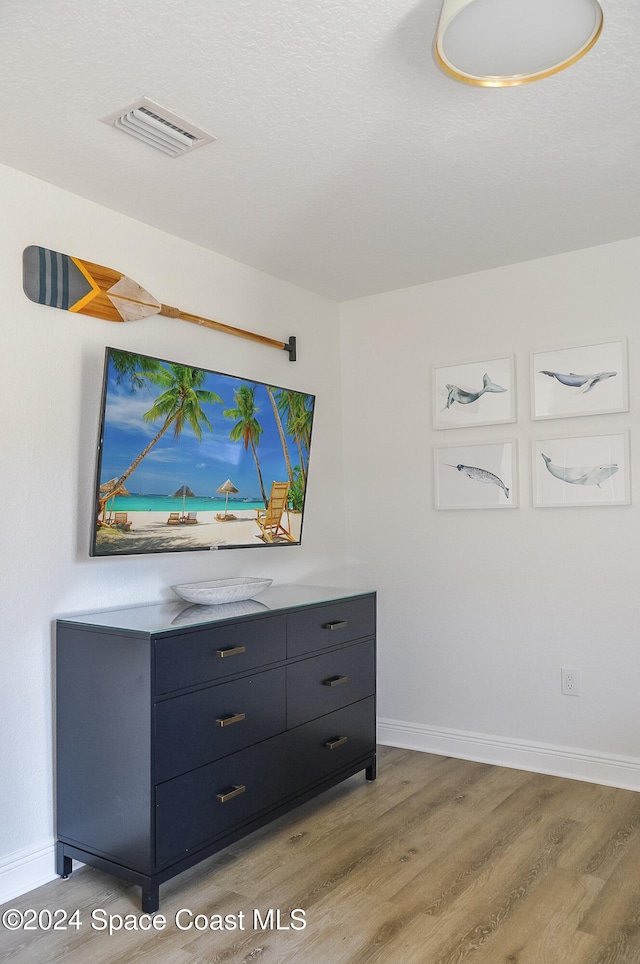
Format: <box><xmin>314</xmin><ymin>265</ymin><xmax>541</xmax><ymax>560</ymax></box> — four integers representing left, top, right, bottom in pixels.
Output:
<box><xmin>109</xmin><ymin>349</ymin><xmax>162</xmax><ymax>391</ymax></box>
<box><xmin>266</xmin><ymin>386</ymin><xmax>293</xmax><ymax>485</ymax></box>
<box><xmin>275</xmin><ymin>390</ymin><xmax>313</xmax><ymax>488</ymax></box>
<box><xmin>100</xmin><ymin>360</ymin><xmax>222</xmax><ymax>512</ymax></box>
<box><xmin>223</xmin><ymin>384</ymin><xmax>268</xmax><ymax>507</ymax></box>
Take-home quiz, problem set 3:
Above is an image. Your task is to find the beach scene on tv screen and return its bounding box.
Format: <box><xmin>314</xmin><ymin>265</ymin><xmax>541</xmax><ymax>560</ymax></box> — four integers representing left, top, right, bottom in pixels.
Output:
<box><xmin>93</xmin><ymin>349</ymin><xmax>314</xmax><ymax>555</ymax></box>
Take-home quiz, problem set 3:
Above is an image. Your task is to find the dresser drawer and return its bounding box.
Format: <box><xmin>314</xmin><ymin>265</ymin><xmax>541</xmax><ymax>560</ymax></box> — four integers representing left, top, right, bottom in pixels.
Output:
<box><xmin>287</xmin><ymin>697</ymin><xmax>375</xmax><ymax>794</ymax></box>
<box><xmin>154</xmin><ymin>615</ymin><xmax>286</xmax><ymax>695</ymax></box>
<box><xmin>155</xmin><ymin>733</ymin><xmax>288</xmax><ymax>867</ymax></box>
<box><xmin>154</xmin><ymin>668</ymin><xmax>286</xmax><ymax>783</ymax></box>
<box><xmin>286</xmin><ymin>641</ymin><xmax>375</xmax><ymax>728</ymax></box>
<box><xmin>286</xmin><ymin>595</ymin><xmax>375</xmax><ymax>657</ymax></box>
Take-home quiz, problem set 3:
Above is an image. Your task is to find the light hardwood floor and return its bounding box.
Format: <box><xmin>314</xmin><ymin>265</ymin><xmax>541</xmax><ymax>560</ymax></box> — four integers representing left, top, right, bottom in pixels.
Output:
<box><xmin>3</xmin><ymin>746</ymin><xmax>640</xmax><ymax>963</ymax></box>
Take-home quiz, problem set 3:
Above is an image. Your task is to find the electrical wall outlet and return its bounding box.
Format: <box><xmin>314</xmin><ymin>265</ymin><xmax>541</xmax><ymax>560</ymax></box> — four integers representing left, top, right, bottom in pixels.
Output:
<box><xmin>561</xmin><ymin>667</ymin><xmax>580</xmax><ymax>696</ymax></box>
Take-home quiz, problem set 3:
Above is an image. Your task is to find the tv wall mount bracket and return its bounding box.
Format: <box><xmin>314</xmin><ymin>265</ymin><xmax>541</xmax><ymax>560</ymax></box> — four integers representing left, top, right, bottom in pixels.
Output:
<box><xmin>22</xmin><ymin>245</ymin><xmax>297</xmax><ymax>361</ymax></box>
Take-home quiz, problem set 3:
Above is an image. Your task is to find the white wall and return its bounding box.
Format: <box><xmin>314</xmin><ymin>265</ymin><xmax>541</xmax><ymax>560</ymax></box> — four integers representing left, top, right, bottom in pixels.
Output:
<box><xmin>341</xmin><ymin>240</ymin><xmax>640</xmax><ymax>790</ymax></box>
<box><xmin>0</xmin><ymin>164</ymin><xmax>347</xmax><ymax>901</ymax></box>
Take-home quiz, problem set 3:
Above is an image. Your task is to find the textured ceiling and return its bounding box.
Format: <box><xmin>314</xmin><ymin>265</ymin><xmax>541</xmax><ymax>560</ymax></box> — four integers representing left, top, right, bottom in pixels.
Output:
<box><xmin>1</xmin><ymin>0</ymin><xmax>639</xmax><ymax>301</ymax></box>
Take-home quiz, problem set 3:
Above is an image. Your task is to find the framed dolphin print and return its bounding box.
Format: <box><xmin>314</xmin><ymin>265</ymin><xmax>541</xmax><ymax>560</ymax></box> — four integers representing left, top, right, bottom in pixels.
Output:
<box><xmin>432</xmin><ymin>355</ymin><xmax>516</xmax><ymax>430</ymax></box>
<box><xmin>531</xmin><ymin>338</ymin><xmax>628</xmax><ymax>420</ymax></box>
<box><xmin>533</xmin><ymin>432</ymin><xmax>630</xmax><ymax>507</ymax></box>
<box><xmin>434</xmin><ymin>440</ymin><xmax>518</xmax><ymax>509</ymax></box>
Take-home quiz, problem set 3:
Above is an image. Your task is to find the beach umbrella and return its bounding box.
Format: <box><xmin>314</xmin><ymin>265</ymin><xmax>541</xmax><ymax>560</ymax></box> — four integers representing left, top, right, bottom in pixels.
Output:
<box><xmin>99</xmin><ymin>478</ymin><xmax>130</xmax><ymax>523</ymax></box>
<box><xmin>216</xmin><ymin>478</ymin><xmax>239</xmax><ymax>518</ymax></box>
<box><xmin>172</xmin><ymin>484</ymin><xmax>195</xmax><ymax>518</ymax></box>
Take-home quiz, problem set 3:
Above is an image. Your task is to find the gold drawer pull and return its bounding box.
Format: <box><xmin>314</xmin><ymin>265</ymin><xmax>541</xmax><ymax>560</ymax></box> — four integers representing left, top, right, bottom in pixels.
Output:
<box><xmin>216</xmin><ymin>645</ymin><xmax>246</xmax><ymax>658</ymax></box>
<box><xmin>323</xmin><ymin>620</ymin><xmax>348</xmax><ymax>631</ymax></box>
<box><xmin>323</xmin><ymin>675</ymin><xmax>348</xmax><ymax>687</ymax></box>
<box><xmin>216</xmin><ymin>712</ymin><xmax>246</xmax><ymax>728</ymax></box>
<box><xmin>324</xmin><ymin>736</ymin><xmax>348</xmax><ymax>750</ymax></box>
<box><xmin>216</xmin><ymin>784</ymin><xmax>246</xmax><ymax>803</ymax></box>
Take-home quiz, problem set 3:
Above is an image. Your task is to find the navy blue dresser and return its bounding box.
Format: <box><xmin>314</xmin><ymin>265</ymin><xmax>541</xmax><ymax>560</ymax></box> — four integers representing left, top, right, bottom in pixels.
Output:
<box><xmin>55</xmin><ymin>585</ymin><xmax>376</xmax><ymax>911</ymax></box>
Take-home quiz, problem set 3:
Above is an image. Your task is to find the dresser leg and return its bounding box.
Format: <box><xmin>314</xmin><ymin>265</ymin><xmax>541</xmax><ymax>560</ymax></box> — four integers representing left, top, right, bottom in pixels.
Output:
<box><xmin>56</xmin><ymin>843</ymin><xmax>73</xmax><ymax>878</ymax></box>
<box><xmin>141</xmin><ymin>883</ymin><xmax>160</xmax><ymax>914</ymax></box>
<box><xmin>365</xmin><ymin>757</ymin><xmax>377</xmax><ymax>781</ymax></box>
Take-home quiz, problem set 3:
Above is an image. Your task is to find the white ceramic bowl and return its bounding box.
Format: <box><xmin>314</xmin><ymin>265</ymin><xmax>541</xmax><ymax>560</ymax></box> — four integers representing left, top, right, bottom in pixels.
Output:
<box><xmin>171</xmin><ymin>576</ymin><xmax>273</xmax><ymax>605</ymax></box>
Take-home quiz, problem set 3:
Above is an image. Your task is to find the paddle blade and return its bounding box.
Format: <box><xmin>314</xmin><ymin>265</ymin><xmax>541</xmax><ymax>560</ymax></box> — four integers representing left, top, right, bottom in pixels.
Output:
<box><xmin>23</xmin><ymin>245</ymin><xmax>161</xmax><ymax>323</ymax></box>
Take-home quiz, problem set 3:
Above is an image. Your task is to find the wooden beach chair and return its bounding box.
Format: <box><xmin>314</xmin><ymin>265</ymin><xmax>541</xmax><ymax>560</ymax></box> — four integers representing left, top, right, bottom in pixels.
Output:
<box><xmin>167</xmin><ymin>512</ymin><xmax>181</xmax><ymax>525</ymax></box>
<box><xmin>255</xmin><ymin>482</ymin><xmax>295</xmax><ymax>543</ymax></box>
<box><xmin>113</xmin><ymin>512</ymin><xmax>132</xmax><ymax>531</ymax></box>
<box><xmin>183</xmin><ymin>512</ymin><xmax>198</xmax><ymax>524</ymax></box>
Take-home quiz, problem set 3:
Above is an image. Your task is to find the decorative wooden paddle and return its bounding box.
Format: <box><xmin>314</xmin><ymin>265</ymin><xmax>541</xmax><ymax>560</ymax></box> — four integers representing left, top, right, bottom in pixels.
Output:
<box><xmin>22</xmin><ymin>245</ymin><xmax>297</xmax><ymax>360</ymax></box>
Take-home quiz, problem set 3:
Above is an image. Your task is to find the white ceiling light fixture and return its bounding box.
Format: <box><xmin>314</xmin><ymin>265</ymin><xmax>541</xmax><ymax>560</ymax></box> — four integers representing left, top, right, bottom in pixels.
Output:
<box><xmin>435</xmin><ymin>0</ymin><xmax>604</xmax><ymax>87</ymax></box>
<box><xmin>101</xmin><ymin>97</ymin><xmax>216</xmax><ymax>156</ymax></box>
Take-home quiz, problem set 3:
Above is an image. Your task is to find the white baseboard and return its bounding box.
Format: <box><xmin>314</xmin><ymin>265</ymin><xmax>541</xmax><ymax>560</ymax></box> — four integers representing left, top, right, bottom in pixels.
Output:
<box><xmin>377</xmin><ymin>718</ymin><xmax>640</xmax><ymax>792</ymax></box>
<box><xmin>0</xmin><ymin>841</ymin><xmax>57</xmax><ymax>907</ymax></box>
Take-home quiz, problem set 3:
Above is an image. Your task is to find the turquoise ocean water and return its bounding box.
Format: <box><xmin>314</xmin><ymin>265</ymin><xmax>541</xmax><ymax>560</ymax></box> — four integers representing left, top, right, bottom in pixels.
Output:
<box><xmin>107</xmin><ymin>495</ymin><xmax>264</xmax><ymax>512</ymax></box>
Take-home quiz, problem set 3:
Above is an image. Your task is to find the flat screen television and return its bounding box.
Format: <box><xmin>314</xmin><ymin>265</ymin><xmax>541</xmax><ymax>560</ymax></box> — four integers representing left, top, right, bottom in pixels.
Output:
<box><xmin>90</xmin><ymin>347</ymin><xmax>315</xmax><ymax>556</ymax></box>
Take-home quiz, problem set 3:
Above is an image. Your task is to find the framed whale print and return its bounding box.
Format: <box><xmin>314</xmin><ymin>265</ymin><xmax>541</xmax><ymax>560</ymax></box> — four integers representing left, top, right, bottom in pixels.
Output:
<box><xmin>531</xmin><ymin>338</ymin><xmax>628</xmax><ymax>420</ymax></box>
<box><xmin>434</xmin><ymin>440</ymin><xmax>518</xmax><ymax>509</ymax></box>
<box><xmin>433</xmin><ymin>355</ymin><xmax>516</xmax><ymax>430</ymax></box>
<box><xmin>533</xmin><ymin>432</ymin><xmax>630</xmax><ymax>508</ymax></box>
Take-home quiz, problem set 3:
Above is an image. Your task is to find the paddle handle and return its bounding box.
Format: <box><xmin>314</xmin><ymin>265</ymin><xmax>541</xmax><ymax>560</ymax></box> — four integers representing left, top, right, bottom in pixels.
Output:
<box><xmin>160</xmin><ymin>305</ymin><xmax>296</xmax><ymax>360</ymax></box>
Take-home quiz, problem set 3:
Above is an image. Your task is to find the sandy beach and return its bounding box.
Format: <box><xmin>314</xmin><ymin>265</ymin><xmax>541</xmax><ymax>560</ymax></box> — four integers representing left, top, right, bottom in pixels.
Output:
<box><xmin>94</xmin><ymin>508</ymin><xmax>302</xmax><ymax>554</ymax></box>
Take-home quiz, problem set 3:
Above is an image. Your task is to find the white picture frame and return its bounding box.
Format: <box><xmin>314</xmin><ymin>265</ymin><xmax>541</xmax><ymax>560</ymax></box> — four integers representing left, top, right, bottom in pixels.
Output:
<box><xmin>433</xmin><ymin>355</ymin><xmax>516</xmax><ymax>430</ymax></box>
<box><xmin>532</xmin><ymin>432</ymin><xmax>630</xmax><ymax>507</ymax></box>
<box><xmin>530</xmin><ymin>338</ymin><xmax>628</xmax><ymax>420</ymax></box>
<box><xmin>434</xmin><ymin>440</ymin><xmax>518</xmax><ymax>509</ymax></box>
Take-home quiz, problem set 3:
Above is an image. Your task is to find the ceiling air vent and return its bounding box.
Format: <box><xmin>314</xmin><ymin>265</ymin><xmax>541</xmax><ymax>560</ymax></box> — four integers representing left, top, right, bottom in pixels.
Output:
<box><xmin>101</xmin><ymin>97</ymin><xmax>216</xmax><ymax>157</ymax></box>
